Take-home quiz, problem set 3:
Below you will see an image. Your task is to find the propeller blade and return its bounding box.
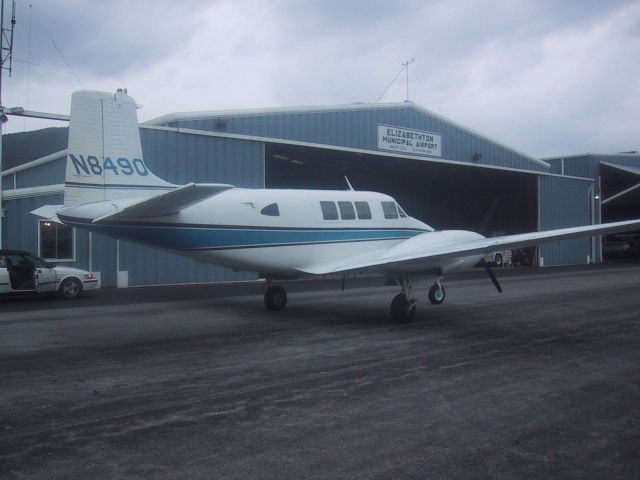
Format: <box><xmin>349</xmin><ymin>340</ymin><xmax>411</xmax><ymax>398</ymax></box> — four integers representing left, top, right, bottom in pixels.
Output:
<box><xmin>481</xmin><ymin>259</ymin><xmax>503</xmax><ymax>293</ymax></box>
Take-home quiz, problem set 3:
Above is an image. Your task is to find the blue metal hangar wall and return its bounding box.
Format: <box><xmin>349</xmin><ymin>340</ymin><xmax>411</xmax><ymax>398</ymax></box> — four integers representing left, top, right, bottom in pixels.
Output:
<box><xmin>545</xmin><ymin>152</ymin><xmax>640</xmax><ymax>262</ymax></box>
<box><xmin>2</xmin><ymin>101</ymin><xmax>597</xmax><ymax>287</ymax></box>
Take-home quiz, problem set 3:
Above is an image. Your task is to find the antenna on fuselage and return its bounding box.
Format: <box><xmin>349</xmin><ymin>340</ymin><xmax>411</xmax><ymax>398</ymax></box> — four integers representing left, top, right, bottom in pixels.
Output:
<box><xmin>344</xmin><ymin>176</ymin><xmax>355</xmax><ymax>191</ymax></box>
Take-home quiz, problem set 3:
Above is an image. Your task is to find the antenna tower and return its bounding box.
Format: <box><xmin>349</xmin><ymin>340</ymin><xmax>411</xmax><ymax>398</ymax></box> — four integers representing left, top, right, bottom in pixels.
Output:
<box><xmin>0</xmin><ymin>0</ymin><xmax>15</xmax><ymax>248</ymax></box>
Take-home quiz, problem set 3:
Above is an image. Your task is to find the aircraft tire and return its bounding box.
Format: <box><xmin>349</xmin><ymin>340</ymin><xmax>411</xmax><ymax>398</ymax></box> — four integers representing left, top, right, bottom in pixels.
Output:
<box><xmin>390</xmin><ymin>293</ymin><xmax>415</xmax><ymax>324</ymax></box>
<box><xmin>494</xmin><ymin>253</ymin><xmax>503</xmax><ymax>267</ymax></box>
<box><xmin>428</xmin><ymin>284</ymin><xmax>445</xmax><ymax>304</ymax></box>
<box><xmin>59</xmin><ymin>277</ymin><xmax>82</xmax><ymax>299</ymax></box>
<box><xmin>264</xmin><ymin>285</ymin><xmax>287</xmax><ymax>311</ymax></box>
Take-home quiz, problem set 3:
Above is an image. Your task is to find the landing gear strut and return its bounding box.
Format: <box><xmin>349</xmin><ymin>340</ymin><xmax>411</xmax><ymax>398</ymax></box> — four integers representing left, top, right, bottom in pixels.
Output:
<box><xmin>389</xmin><ymin>277</ymin><xmax>416</xmax><ymax>323</ymax></box>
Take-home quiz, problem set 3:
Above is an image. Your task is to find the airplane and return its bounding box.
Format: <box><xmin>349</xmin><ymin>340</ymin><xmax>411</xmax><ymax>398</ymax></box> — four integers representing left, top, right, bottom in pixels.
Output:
<box><xmin>32</xmin><ymin>89</ymin><xmax>640</xmax><ymax>323</ymax></box>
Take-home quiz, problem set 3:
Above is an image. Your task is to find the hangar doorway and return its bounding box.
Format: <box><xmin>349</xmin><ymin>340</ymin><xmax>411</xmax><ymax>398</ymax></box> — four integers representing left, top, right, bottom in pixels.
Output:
<box><xmin>600</xmin><ymin>162</ymin><xmax>640</xmax><ymax>261</ymax></box>
<box><xmin>265</xmin><ymin>144</ymin><xmax>538</xmax><ymax>266</ymax></box>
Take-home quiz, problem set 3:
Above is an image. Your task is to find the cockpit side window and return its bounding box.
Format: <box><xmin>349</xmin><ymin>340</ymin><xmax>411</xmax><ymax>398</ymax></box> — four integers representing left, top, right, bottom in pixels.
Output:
<box><xmin>320</xmin><ymin>201</ymin><xmax>339</xmax><ymax>220</ymax></box>
<box><xmin>260</xmin><ymin>203</ymin><xmax>280</xmax><ymax>216</ymax></box>
<box><xmin>397</xmin><ymin>204</ymin><xmax>407</xmax><ymax>218</ymax></box>
<box><xmin>381</xmin><ymin>201</ymin><xmax>399</xmax><ymax>219</ymax></box>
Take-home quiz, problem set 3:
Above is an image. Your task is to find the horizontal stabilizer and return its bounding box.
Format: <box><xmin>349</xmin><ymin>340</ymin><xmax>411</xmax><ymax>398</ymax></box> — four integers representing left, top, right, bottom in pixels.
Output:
<box><xmin>30</xmin><ymin>205</ymin><xmax>65</xmax><ymax>224</ymax></box>
<box><xmin>93</xmin><ymin>183</ymin><xmax>234</xmax><ymax>223</ymax></box>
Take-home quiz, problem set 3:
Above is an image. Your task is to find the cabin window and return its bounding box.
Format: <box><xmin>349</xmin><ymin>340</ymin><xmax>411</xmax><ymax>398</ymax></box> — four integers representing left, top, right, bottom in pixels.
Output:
<box><xmin>39</xmin><ymin>220</ymin><xmax>74</xmax><ymax>260</ymax></box>
<box><xmin>381</xmin><ymin>201</ymin><xmax>399</xmax><ymax>219</ymax></box>
<box><xmin>354</xmin><ymin>201</ymin><xmax>372</xmax><ymax>220</ymax></box>
<box><xmin>397</xmin><ymin>204</ymin><xmax>407</xmax><ymax>218</ymax></box>
<box><xmin>260</xmin><ymin>203</ymin><xmax>280</xmax><ymax>216</ymax></box>
<box><xmin>338</xmin><ymin>201</ymin><xmax>356</xmax><ymax>220</ymax></box>
<box><xmin>320</xmin><ymin>201</ymin><xmax>339</xmax><ymax>220</ymax></box>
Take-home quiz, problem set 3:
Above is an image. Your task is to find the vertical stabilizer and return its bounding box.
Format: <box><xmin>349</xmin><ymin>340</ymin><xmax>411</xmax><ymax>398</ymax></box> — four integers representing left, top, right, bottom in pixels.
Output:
<box><xmin>64</xmin><ymin>89</ymin><xmax>174</xmax><ymax>207</ymax></box>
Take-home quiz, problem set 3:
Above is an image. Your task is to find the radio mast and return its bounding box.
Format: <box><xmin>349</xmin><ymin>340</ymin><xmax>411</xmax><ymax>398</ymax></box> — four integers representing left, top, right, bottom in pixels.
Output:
<box><xmin>0</xmin><ymin>0</ymin><xmax>16</xmax><ymax>247</ymax></box>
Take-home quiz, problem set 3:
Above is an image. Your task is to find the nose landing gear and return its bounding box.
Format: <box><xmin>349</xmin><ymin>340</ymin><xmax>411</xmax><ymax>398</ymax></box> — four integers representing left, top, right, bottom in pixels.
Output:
<box><xmin>428</xmin><ymin>281</ymin><xmax>445</xmax><ymax>304</ymax></box>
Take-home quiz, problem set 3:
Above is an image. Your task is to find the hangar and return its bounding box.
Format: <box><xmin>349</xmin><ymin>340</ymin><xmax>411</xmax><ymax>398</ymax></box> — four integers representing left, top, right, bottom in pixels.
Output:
<box><xmin>545</xmin><ymin>152</ymin><xmax>640</xmax><ymax>261</ymax></box>
<box><xmin>0</xmin><ymin>99</ymin><xmax>613</xmax><ymax>287</ymax></box>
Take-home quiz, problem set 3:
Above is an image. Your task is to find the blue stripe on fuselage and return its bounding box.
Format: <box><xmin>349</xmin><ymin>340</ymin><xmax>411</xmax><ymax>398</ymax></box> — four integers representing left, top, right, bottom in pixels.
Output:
<box><xmin>60</xmin><ymin>218</ymin><xmax>425</xmax><ymax>251</ymax></box>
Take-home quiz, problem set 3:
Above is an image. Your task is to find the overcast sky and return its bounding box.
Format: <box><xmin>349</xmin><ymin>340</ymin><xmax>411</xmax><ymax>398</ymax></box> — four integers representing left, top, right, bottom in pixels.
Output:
<box><xmin>2</xmin><ymin>0</ymin><xmax>639</xmax><ymax>157</ymax></box>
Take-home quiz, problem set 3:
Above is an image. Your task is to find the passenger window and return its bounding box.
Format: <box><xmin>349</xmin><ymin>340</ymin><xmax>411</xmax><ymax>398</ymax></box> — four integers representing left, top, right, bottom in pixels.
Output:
<box><xmin>338</xmin><ymin>201</ymin><xmax>356</xmax><ymax>220</ymax></box>
<box><xmin>260</xmin><ymin>203</ymin><xmax>280</xmax><ymax>216</ymax></box>
<box><xmin>320</xmin><ymin>201</ymin><xmax>339</xmax><ymax>220</ymax></box>
<box><xmin>381</xmin><ymin>201</ymin><xmax>399</xmax><ymax>219</ymax></box>
<box><xmin>355</xmin><ymin>201</ymin><xmax>371</xmax><ymax>220</ymax></box>
<box><xmin>397</xmin><ymin>204</ymin><xmax>407</xmax><ymax>218</ymax></box>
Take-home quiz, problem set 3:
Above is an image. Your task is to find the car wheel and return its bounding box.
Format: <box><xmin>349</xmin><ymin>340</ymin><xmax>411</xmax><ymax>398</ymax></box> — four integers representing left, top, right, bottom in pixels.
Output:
<box><xmin>60</xmin><ymin>278</ymin><xmax>82</xmax><ymax>299</ymax></box>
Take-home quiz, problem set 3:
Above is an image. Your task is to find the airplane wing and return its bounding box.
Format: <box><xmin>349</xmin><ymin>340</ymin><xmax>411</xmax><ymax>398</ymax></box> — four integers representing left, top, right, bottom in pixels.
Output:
<box><xmin>300</xmin><ymin>218</ymin><xmax>640</xmax><ymax>275</ymax></box>
<box><xmin>92</xmin><ymin>183</ymin><xmax>234</xmax><ymax>223</ymax></box>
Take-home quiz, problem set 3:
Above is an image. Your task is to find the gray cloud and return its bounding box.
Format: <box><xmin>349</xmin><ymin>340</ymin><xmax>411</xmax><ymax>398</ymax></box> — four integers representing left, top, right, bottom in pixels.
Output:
<box><xmin>3</xmin><ymin>0</ymin><xmax>638</xmax><ymax>158</ymax></box>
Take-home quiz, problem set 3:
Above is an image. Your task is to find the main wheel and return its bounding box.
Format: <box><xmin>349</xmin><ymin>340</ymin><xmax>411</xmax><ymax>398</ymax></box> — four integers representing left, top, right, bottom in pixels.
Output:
<box><xmin>494</xmin><ymin>253</ymin><xmax>503</xmax><ymax>267</ymax></box>
<box><xmin>264</xmin><ymin>285</ymin><xmax>287</xmax><ymax>311</ymax></box>
<box><xmin>59</xmin><ymin>277</ymin><xmax>82</xmax><ymax>299</ymax></box>
<box><xmin>428</xmin><ymin>284</ymin><xmax>445</xmax><ymax>304</ymax></box>
<box><xmin>390</xmin><ymin>293</ymin><xmax>416</xmax><ymax>324</ymax></box>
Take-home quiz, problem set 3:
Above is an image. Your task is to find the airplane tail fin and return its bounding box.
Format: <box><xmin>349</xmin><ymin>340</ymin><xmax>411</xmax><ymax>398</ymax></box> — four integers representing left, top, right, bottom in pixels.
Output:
<box><xmin>64</xmin><ymin>89</ymin><xmax>175</xmax><ymax>207</ymax></box>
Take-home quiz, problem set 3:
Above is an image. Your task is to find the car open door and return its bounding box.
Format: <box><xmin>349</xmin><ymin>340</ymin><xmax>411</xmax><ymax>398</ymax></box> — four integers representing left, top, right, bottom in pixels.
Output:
<box><xmin>25</xmin><ymin>254</ymin><xmax>58</xmax><ymax>293</ymax></box>
<box><xmin>0</xmin><ymin>255</ymin><xmax>11</xmax><ymax>294</ymax></box>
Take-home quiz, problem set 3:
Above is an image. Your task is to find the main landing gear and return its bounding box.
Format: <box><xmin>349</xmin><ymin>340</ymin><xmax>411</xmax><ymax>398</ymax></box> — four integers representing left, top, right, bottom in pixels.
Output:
<box><xmin>389</xmin><ymin>278</ymin><xmax>446</xmax><ymax>323</ymax></box>
<box><xmin>263</xmin><ymin>278</ymin><xmax>287</xmax><ymax>311</ymax></box>
<box><xmin>389</xmin><ymin>277</ymin><xmax>416</xmax><ymax>324</ymax></box>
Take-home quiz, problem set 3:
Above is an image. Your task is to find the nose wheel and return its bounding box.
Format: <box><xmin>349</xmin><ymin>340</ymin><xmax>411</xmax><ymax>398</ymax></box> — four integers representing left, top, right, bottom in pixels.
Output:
<box><xmin>264</xmin><ymin>285</ymin><xmax>287</xmax><ymax>311</ymax></box>
<box><xmin>428</xmin><ymin>282</ymin><xmax>445</xmax><ymax>304</ymax></box>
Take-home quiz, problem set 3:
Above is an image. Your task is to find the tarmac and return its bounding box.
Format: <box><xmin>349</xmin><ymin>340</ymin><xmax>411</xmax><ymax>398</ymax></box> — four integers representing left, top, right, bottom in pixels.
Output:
<box><xmin>1</xmin><ymin>264</ymin><xmax>640</xmax><ymax>479</ymax></box>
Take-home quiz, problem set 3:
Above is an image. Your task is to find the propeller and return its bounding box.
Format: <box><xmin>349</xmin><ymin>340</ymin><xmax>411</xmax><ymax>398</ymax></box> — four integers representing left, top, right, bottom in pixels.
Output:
<box><xmin>480</xmin><ymin>259</ymin><xmax>502</xmax><ymax>293</ymax></box>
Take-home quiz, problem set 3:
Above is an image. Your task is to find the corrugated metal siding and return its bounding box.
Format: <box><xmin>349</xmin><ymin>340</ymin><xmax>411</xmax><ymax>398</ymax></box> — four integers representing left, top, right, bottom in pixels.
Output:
<box><xmin>89</xmin><ymin>234</ymin><xmax>117</xmax><ymax>287</ymax></box>
<box><xmin>596</xmin><ymin>154</ymin><xmax>640</xmax><ymax>169</ymax></box>
<box><xmin>140</xmin><ymin>129</ymin><xmax>264</xmax><ymax>187</ymax></box>
<box><xmin>2</xmin><ymin>174</ymin><xmax>13</xmax><ymax>190</ymax></box>
<box><xmin>545</xmin><ymin>158</ymin><xmax>563</xmax><ymax>175</ymax></box>
<box><xmin>3</xmin><ymin>193</ymin><xmax>90</xmax><ymax>270</ymax></box>
<box><xmin>539</xmin><ymin>176</ymin><xmax>593</xmax><ymax>265</ymax></box>
<box><xmin>15</xmin><ymin>157</ymin><xmax>66</xmax><ymax>189</ymax></box>
<box><xmin>545</xmin><ymin>155</ymin><xmax>599</xmax><ymax>180</ymax></box>
<box><xmin>172</xmin><ymin>105</ymin><xmax>547</xmax><ymax>173</ymax></box>
<box><xmin>120</xmin><ymin>241</ymin><xmax>253</xmax><ymax>287</ymax></box>
<box><xmin>3</xmin><ymin>195</ymin><xmax>58</xmax><ymax>251</ymax></box>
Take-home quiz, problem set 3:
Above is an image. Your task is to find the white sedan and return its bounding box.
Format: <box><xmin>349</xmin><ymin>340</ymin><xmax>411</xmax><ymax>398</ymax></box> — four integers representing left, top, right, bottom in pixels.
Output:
<box><xmin>0</xmin><ymin>250</ymin><xmax>99</xmax><ymax>299</ymax></box>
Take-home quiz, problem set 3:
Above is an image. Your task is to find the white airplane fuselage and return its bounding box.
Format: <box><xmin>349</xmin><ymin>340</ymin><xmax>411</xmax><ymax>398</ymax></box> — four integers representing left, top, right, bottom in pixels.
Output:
<box><xmin>57</xmin><ymin>188</ymin><xmax>486</xmax><ymax>276</ymax></box>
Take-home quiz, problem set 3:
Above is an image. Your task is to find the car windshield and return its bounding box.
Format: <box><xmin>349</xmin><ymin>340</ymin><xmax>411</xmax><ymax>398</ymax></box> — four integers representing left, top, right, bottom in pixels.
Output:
<box><xmin>26</xmin><ymin>254</ymin><xmax>50</xmax><ymax>268</ymax></box>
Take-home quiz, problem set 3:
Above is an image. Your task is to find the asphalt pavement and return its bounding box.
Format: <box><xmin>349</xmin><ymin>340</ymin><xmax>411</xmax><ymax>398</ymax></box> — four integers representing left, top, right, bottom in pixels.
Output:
<box><xmin>1</xmin><ymin>264</ymin><xmax>640</xmax><ymax>479</ymax></box>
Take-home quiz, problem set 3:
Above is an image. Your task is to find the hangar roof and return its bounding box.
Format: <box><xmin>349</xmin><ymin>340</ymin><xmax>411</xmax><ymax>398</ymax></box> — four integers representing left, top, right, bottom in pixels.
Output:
<box><xmin>146</xmin><ymin>101</ymin><xmax>549</xmax><ymax>172</ymax></box>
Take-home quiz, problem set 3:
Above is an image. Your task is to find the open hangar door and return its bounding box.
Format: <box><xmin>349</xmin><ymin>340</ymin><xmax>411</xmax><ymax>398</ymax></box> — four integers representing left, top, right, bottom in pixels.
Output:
<box><xmin>600</xmin><ymin>163</ymin><xmax>640</xmax><ymax>261</ymax></box>
<box><xmin>265</xmin><ymin>144</ymin><xmax>538</xmax><ymax>266</ymax></box>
